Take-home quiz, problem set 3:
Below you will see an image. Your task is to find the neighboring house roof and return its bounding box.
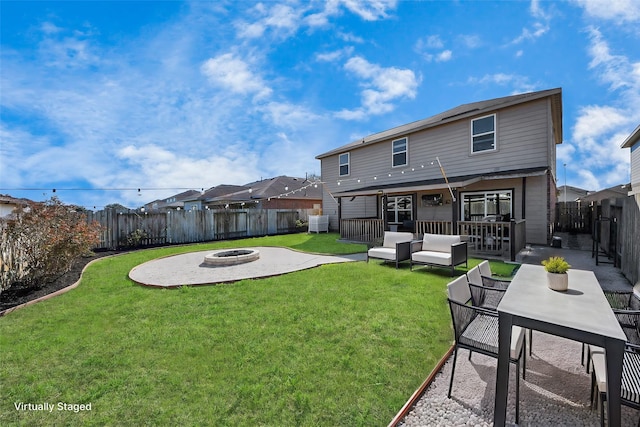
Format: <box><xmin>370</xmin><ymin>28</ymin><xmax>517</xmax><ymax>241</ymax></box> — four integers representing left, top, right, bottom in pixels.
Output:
<box><xmin>577</xmin><ymin>184</ymin><xmax>630</xmax><ymax>203</ymax></box>
<box><xmin>0</xmin><ymin>194</ymin><xmax>32</xmax><ymax>217</ymax></box>
<box><xmin>333</xmin><ymin>166</ymin><xmax>548</xmax><ymax>197</ymax></box>
<box><xmin>210</xmin><ymin>176</ymin><xmax>322</xmax><ymax>203</ymax></box>
<box><xmin>621</xmin><ymin>123</ymin><xmax>640</xmax><ymax>148</ymax></box>
<box><xmin>316</xmin><ymin>87</ymin><xmax>563</xmax><ymax>159</ymax></box>
<box><xmin>146</xmin><ymin>189</ymin><xmax>201</xmax><ymax>210</ymax></box>
<box><xmin>557</xmin><ymin>185</ymin><xmax>591</xmax><ymax>202</ymax></box>
<box><xmin>0</xmin><ymin>194</ymin><xmax>31</xmax><ymax>205</ymax></box>
<box><xmin>198</xmin><ymin>185</ymin><xmax>248</xmax><ymax>202</ymax></box>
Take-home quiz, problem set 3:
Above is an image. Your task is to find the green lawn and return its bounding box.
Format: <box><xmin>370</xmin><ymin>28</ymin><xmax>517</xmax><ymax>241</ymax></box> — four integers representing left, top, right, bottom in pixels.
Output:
<box><xmin>0</xmin><ymin>233</ymin><xmax>516</xmax><ymax>426</ymax></box>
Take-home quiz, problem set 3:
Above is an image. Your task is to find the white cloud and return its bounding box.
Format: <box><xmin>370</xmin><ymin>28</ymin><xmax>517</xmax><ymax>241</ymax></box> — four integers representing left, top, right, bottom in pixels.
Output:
<box><xmin>235</xmin><ymin>3</ymin><xmax>304</xmax><ymax>39</ymax></box>
<box><xmin>458</xmin><ymin>34</ymin><xmax>482</xmax><ymax>49</ymax></box>
<box><xmin>415</xmin><ymin>35</ymin><xmax>452</xmax><ymax>62</ymax></box>
<box><xmin>571</xmin><ymin>0</ymin><xmax>640</xmax><ymax>23</ymax></box>
<box><xmin>572</xmin><ymin>105</ymin><xmax>628</xmax><ymax>143</ymax></box>
<box><xmin>315</xmin><ymin>47</ymin><xmax>354</xmax><ymax>63</ymax></box>
<box><xmin>340</xmin><ymin>0</ymin><xmax>397</xmax><ymax>21</ymax></box>
<box><xmin>417</xmin><ymin>35</ymin><xmax>444</xmax><ymax>50</ymax></box>
<box><xmin>508</xmin><ymin>0</ymin><xmax>552</xmax><ymax>46</ymax></box>
<box><xmin>201</xmin><ymin>53</ymin><xmax>272</xmax><ymax>99</ymax></box>
<box><xmin>338</xmin><ymin>56</ymin><xmax>419</xmax><ymax>119</ymax></box>
<box><xmin>467</xmin><ymin>73</ymin><xmax>539</xmax><ymax>93</ymax></box>
<box><xmin>510</xmin><ymin>21</ymin><xmax>549</xmax><ymax>45</ymax></box>
<box><xmin>587</xmin><ymin>27</ymin><xmax>640</xmax><ymax>92</ymax></box>
<box><xmin>114</xmin><ymin>144</ymin><xmax>258</xmax><ymax>205</ymax></box>
<box><xmin>436</xmin><ymin>50</ymin><xmax>452</xmax><ymax>62</ymax></box>
<box><xmin>566</xmin><ymin>27</ymin><xmax>640</xmax><ymax>189</ymax></box>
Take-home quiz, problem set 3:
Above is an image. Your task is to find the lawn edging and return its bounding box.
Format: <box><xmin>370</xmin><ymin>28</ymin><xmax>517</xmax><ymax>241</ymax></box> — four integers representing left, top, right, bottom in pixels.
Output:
<box><xmin>0</xmin><ymin>254</ymin><xmax>119</xmax><ymax>317</ymax></box>
<box><xmin>388</xmin><ymin>345</ymin><xmax>455</xmax><ymax>427</ymax></box>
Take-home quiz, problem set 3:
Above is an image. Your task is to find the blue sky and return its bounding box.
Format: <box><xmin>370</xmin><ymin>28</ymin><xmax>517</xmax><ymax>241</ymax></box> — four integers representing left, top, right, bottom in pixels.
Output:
<box><xmin>1</xmin><ymin>0</ymin><xmax>639</xmax><ymax>209</ymax></box>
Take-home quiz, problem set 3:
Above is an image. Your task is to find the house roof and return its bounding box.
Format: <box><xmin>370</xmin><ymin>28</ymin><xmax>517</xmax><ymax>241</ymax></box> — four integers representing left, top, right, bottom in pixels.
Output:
<box><xmin>316</xmin><ymin>87</ymin><xmax>563</xmax><ymax>159</ymax></box>
<box><xmin>621</xmin><ymin>123</ymin><xmax>640</xmax><ymax>148</ymax></box>
<box><xmin>145</xmin><ymin>189</ymin><xmax>201</xmax><ymax>209</ymax></box>
<box><xmin>209</xmin><ymin>176</ymin><xmax>323</xmax><ymax>203</ymax></box>
<box><xmin>333</xmin><ymin>167</ymin><xmax>548</xmax><ymax>197</ymax></box>
<box><xmin>577</xmin><ymin>184</ymin><xmax>630</xmax><ymax>203</ymax></box>
<box><xmin>0</xmin><ymin>194</ymin><xmax>32</xmax><ymax>206</ymax></box>
<box><xmin>199</xmin><ymin>185</ymin><xmax>248</xmax><ymax>201</ymax></box>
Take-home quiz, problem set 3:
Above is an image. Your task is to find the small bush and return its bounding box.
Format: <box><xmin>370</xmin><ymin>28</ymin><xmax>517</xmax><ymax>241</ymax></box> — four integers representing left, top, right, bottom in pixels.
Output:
<box><xmin>0</xmin><ymin>197</ymin><xmax>101</xmax><ymax>294</ymax></box>
<box><xmin>541</xmin><ymin>256</ymin><xmax>570</xmax><ymax>274</ymax></box>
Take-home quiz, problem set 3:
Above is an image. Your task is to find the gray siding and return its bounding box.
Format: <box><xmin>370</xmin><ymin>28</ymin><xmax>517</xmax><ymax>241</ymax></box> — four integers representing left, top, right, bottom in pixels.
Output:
<box><xmin>631</xmin><ymin>143</ymin><xmax>640</xmax><ymax>191</ymax></box>
<box><xmin>320</xmin><ymin>97</ymin><xmax>556</xmax><ymax>240</ymax></box>
<box><xmin>324</xmin><ymin>98</ymin><xmax>552</xmax><ymax>195</ymax></box>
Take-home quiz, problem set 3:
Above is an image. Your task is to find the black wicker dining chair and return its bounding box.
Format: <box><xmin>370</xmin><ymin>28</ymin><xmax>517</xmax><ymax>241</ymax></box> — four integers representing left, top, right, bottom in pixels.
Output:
<box><xmin>447</xmin><ymin>275</ymin><xmax>526</xmax><ymax>425</ymax></box>
<box><xmin>590</xmin><ymin>342</ymin><xmax>640</xmax><ymax>427</ymax></box>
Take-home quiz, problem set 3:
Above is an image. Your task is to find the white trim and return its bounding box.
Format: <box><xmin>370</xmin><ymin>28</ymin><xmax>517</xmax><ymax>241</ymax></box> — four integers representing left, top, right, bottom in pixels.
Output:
<box><xmin>385</xmin><ymin>194</ymin><xmax>413</xmax><ymax>224</ymax></box>
<box><xmin>392</xmin><ymin>137</ymin><xmax>408</xmax><ymax>168</ymax></box>
<box><xmin>470</xmin><ymin>114</ymin><xmax>497</xmax><ymax>154</ymax></box>
<box><xmin>339</xmin><ymin>152</ymin><xmax>350</xmax><ymax>177</ymax></box>
<box><xmin>460</xmin><ymin>189</ymin><xmax>513</xmax><ymax>221</ymax></box>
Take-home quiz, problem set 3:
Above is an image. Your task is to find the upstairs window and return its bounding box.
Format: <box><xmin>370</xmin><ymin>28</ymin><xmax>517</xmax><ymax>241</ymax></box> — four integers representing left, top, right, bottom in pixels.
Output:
<box><xmin>471</xmin><ymin>114</ymin><xmax>496</xmax><ymax>153</ymax></box>
<box><xmin>339</xmin><ymin>152</ymin><xmax>350</xmax><ymax>176</ymax></box>
<box><xmin>392</xmin><ymin>137</ymin><xmax>408</xmax><ymax>167</ymax></box>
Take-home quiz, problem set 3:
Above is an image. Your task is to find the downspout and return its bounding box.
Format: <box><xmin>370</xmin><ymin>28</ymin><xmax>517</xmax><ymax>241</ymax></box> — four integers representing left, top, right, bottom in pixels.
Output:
<box><xmin>337</xmin><ymin>197</ymin><xmax>342</xmax><ymax>236</ymax></box>
<box><xmin>451</xmin><ymin>189</ymin><xmax>459</xmax><ymax>235</ymax></box>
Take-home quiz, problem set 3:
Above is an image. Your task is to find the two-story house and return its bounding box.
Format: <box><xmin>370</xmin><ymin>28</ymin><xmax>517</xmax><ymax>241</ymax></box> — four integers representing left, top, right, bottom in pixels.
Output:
<box><xmin>316</xmin><ymin>88</ymin><xmax>563</xmax><ymax>259</ymax></box>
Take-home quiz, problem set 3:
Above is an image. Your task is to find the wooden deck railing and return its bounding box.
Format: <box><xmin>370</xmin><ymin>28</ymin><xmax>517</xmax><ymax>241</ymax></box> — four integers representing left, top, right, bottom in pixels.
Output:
<box><xmin>340</xmin><ymin>217</ymin><xmax>527</xmax><ymax>261</ymax></box>
<box><xmin>415</xmin><ymin>220</ymin><xmax>453</xmax><ymax>236</ymax></box>
<box><xmin>340</xmin><ymin>218</ymin><xmax>384</xmax><ymax>243</ymax></box>
<box><xmin>457</xmin><ymin>219</ymin><xmax>526</xmax><ymax>262</ymax></box>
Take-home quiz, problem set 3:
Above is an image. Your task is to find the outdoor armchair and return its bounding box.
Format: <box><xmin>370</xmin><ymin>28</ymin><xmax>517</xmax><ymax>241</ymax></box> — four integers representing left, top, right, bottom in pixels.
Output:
<box><xmin>366</xmin><ymin>231</ymin><xmax>414</xmax><ymax>269</ymax></box>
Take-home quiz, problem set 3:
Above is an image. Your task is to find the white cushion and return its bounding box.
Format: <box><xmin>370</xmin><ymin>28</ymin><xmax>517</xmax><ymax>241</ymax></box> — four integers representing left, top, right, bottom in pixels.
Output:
<box><xmin>412</xmin><ymin>250</ymin><xmax>452</xmax><ymax>266</ymax></box>
<box><xmin>510</xmin><ymin>326</ymin><xmax>526</xmax><ymax>359</ymax></box>
<box><xmin>422</xmin><ymin>233</ymin><xmax>460</xmax><ymax>253</ymax></box>
<box><xmin>382</xmin><ymin>231</ymin><xmax>414</xmax><ymax>248</ymax></box>
<box><xmin>478</xmin><ymin>260</ymin><xmax>492</xmax><ymax>278</ymax></box>
<box><xmin>466</xmin><ymin>266</ymin><xmax>483</xmax><ymax>286</ymax></box>
<box><xmin>367</xmin><ymin>247</ymin><xmax>397</xmax><ymax>261</ymax></box>
<box><xmin>447</xmin><ymin>275</ymin><xmax>471</xmax><ymax>304</ymax></box>
<box><xmin>592</xmin><ymin>351</ymin><xmax>607</xmax><ymax>393</ymax></box>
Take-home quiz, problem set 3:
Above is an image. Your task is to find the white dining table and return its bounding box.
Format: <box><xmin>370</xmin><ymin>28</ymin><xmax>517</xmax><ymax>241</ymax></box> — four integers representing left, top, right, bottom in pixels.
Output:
<box><xmin>494</xmin><ymin>264</ymin><xmax>627</xmax><ymax>426</ymax></box>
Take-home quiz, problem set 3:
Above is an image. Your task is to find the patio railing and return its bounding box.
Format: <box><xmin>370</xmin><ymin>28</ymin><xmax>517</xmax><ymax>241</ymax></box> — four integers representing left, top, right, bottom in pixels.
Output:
<box><xmin>340</xmin><ymin>218</ymin><xmax>527</xmax><ymax>261</ymax></box>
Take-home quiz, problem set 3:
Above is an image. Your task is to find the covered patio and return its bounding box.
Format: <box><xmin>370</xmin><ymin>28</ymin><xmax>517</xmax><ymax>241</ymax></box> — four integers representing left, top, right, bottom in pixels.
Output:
<box><xmin>334</xmin><ymin>168</ymin><xmax>545</xmax><ymax>261</ymax></box>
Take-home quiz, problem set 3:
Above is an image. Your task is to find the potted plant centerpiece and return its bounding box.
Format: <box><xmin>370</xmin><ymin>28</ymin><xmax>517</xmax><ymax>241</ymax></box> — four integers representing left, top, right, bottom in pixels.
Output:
<box><xmin>542</xmin><ymin>256</ymin><xmax>571</xmax><ymax>291</ymax></box>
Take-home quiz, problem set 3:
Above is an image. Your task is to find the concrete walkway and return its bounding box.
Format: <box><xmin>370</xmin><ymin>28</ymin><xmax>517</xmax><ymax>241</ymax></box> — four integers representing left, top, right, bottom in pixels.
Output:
<box><xmin>128</xmin><ymin>247</ymin><xmax>366</xmax><ymax>287</ymax></box>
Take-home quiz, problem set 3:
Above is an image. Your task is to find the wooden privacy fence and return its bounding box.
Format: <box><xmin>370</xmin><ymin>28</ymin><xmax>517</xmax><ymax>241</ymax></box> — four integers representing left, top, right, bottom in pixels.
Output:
<box><xmin>555</xmin><ymin>201</ymin><xmax>593</xmax><ymax>233</ymax></box>
<box><xmin>87</xmin><ymin>209</ymin><xmax>310</xmax><ymax>250</ymax></box>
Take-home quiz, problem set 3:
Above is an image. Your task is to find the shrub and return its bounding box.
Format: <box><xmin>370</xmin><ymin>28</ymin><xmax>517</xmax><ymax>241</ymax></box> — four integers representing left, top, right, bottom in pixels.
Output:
<box><xmin>0</xmin><ymin>197</ymin><xmax>101</xmax><ymax>294</ymax></box>
<box><xmin>541</xmin><ymin>256</ymin><xmax>571</xmax><ymax>274</ymax></box>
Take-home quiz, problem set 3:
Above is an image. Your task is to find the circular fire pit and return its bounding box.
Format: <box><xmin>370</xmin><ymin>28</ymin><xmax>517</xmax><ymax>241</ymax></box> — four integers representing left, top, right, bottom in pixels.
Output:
<box><xmin>203</xmin><ymin>249</ymin><xmax>260</xmax><ymax>267</ymax></box>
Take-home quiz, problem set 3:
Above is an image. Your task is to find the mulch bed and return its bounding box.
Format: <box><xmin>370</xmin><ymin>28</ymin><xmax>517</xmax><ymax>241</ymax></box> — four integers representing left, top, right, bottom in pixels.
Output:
<box><xmin>0</xmin><ymin>251</ymin><xmax>119</xmax><ymax>312</ymax></box>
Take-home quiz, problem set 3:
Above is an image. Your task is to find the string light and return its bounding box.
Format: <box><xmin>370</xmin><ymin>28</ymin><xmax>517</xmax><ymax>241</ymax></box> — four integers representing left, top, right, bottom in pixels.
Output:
<box><xmin>334</xmin><ymin>157</ymin><xmax>456</xmax><ymax>201</ymax></box>
<box><xmin>1</xmin><ymin>180</ymin><xmax>328</xmax><ymax>210</ymax></box>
